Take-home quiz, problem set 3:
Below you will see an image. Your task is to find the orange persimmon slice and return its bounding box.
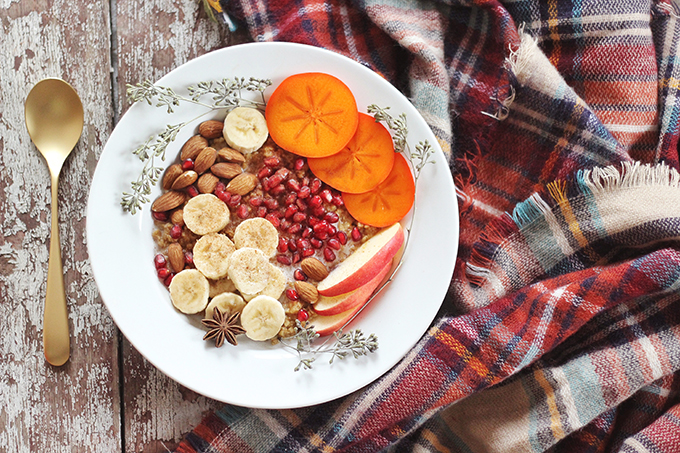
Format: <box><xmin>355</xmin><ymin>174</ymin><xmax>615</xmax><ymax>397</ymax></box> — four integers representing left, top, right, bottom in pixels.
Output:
<box><xmin>307</xmin><ymin>113</ymin><xmax>395</xmax><ymax>193</ymax></box>
<box><xmin>343</xmin><ymin>153</ymin><xmax>415</xmax><ymax>227</ymax></box>
<box><xmin>265</xmin><ymin>72</ymin><xmax>359</xmax><ymax>158</ymax></box>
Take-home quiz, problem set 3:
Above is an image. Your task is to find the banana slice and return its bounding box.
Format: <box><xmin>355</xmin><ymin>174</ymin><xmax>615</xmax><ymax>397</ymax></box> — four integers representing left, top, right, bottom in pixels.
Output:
<box><xmin>242</xmin><ymin>264</ymin><xmax>286</xmax><ymax>301</ymax></box>
<box><xmin>233</xmin><ymin>217</ymin><xmax>279</xmax><ymax>257</ymax></box>
<box><xmin>208</xmin><ymin>276</ymin><xmax>237</xmax><ymax>298</ymax></box>
<box><xmin>227</xmin><ymin>247</ymin><xmax>270</xmax><ymax>295</ymax></box>
<box><xmin>205</xmin><ymin>292</ymin><xmax>246</xmax><ymax>319</ymax></box>
<box><xmin>222</xmin><ymin>107</ymin><xmax>268</xmax><ymax>154</ymax></box>
<box><xmin>193</xmin><ymin>233</ymin><xmax>236</xmax><ymax>280</ymax></box>
<box><xmin>183</xmin><ymin>193</ymin><xmax>230</xmax><ymax>235</ymax></box>
<box><xmin>240</xmin><ymin>295</ymin><xmax>285</xmax><ymax>341</ymax></box>
<box><xmin>169</xmin><ymin>269</ymin><xmax>210</xmax><ymax>314</ymax></box>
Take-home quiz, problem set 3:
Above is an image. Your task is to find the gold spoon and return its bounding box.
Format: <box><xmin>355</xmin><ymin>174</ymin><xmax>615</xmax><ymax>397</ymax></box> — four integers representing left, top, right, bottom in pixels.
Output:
<box><xmin>25</xmin><ymin>78</ymin><xmax>84</xmax><ymax>366</ymax></box>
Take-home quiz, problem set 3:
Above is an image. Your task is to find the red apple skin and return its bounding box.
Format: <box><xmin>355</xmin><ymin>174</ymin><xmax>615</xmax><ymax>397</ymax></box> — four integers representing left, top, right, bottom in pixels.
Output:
<box><xmin>313</xmin><ymin>261</ymin><xmax>391</xmax><ymax>316</ymax></box>
<box><xmin>317</xmin><ymin>223</ymin><xmax>404</xmax><ymax>297</ymax></box>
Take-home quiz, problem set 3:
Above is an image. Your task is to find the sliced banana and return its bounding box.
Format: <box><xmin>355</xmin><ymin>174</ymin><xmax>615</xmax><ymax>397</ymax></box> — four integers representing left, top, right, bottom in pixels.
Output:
<box><xmin>233</xmin><ymin>217</ymin><xmax>279</xmax><ymax>257</ymax></box>
<box><xmin>208</xmin><ymin>276</ymin><xmax>237</xmax><ymax>298</ymax></box>
<box><xmin>227</xmin><ymin>247</ymin><xmax>270</xmax><ymax>295</ymax></box>
<box><xmin>242</xmin><ymin>264</ymin><xmax>286</xmax><ymax>301</ymax></box>
<box><xmin>222</xmin><ymin>107</ymin><xmax>268</xmax><ymax>154</ymax></box>
<box><xmin>193</xmin><ymin>233</ymin><xmax>236</xmax><ymax>280</ymax></box>
<box><xmin>240</xmin><ymin>295</ymin><xmax>285</xmax><ymax>341</ymax></box>
<box><xmin>169</xmin><ymin>269</ymin><xmax>209</xmax><ymax>314</ymax></box>
<box><xmin>205</xmin><ymin>292</ymin><xmax>246</xmax><ymax>319</ymax></box>
<box><xmin>183</xmin><ymin>193</ymin><xmax>230</xmax><ymax>235</ymax></box>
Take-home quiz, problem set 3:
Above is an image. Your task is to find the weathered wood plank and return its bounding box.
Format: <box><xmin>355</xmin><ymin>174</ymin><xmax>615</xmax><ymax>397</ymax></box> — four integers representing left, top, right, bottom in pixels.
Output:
<box><xmin>114</xmin><ymin>1</ymin><xmax>250</xmax><ymax>450</ymax></box>
<box><xmin>0</xmin><ymin>1</ymin><xmax>120</xmax><ymax>452</ymax></box>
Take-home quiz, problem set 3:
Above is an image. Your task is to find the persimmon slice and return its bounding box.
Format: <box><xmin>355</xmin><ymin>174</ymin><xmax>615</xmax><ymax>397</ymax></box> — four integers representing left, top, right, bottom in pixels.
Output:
<box><xmin>265</xmin><ymin>73</ymin><xmax>359</xmax><ymax>158</ymax></box>
<box><xmin>343</xmin><ymin>153</ymin><xmax>415</xmax><ymax>227</ymax></box>
<box><xmin>307</xmin><ymin>113</ymin><xmax>395</xmax><ymax>193</ymax></box>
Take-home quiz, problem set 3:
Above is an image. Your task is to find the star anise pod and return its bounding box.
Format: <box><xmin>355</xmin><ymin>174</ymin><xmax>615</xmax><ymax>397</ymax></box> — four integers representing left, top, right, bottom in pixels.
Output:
<box><xmin>201</xmin><ymin>307</ymin><xmax>246</xmax><ymax>347</ymax></box>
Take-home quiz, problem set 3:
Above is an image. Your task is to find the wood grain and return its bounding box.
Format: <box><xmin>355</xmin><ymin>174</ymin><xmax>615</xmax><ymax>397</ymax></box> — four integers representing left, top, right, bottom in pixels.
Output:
<box><xmin>0</xmin><ymin>1</ymin><xmax>119</xmax><ymax>452</ymax></box>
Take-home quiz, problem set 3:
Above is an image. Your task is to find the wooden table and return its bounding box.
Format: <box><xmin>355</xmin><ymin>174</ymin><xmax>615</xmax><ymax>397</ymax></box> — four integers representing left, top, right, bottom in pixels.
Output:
<box><xmin>1</xmin><ymin>2</ymin><xmax>250</xmax><ymax>451</ymax></box>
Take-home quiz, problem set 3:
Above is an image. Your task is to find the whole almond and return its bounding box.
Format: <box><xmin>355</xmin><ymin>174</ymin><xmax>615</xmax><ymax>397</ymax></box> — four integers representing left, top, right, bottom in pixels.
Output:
<box><xmin>197</xmin><ymin>172</ymin><xmax>219</xmax><ymax>194</ymax></box>
<box><xmin>300</xmin><ymin>257</ymin><xmax>329</xmax><ymax>281</ymax></box>
<box><xmin>170</xmin><ymin>208</ymin><xmax>184</xmax><ymax>226</ymax></box>
<box><xmin>217</xmin><ymin>147</ymin><xmax>246</xmax><ymax>164</ymax></box>
<box><xmin>226</xmin><ymin>172</ymin><xmax>258</xmax><ymax>196</ymax></box>
<box><xmin>180</xmin><ymin>135</ymin><xmax>208</xmax><ymax>161</ymax></box>
<box><xmin>167</xmin><ymin>243</ymin><xmax>185</xmax><ymax>273</ymax></box>
<box><xmin>152</xmin><ymin>190</ymin><xmax>186</xmax><ymax>212</ymax></box>
<box><xmin>170</xmin><ymin>170</ymin><xmax>198</xmax><ymax>190</ymax></box>
<box><xmin>193</xmin><ymin>147</ymin><xmax>217</xmax><ymax>174</ymax></box>
<box><xmin>162</xmin><ymin>164</ymin><xmax>183</xmax><ymax>190</ymax></box>
<box><xmin>211</xmin><ymin>162</ymin><xmax>242</xmax><ymax>179</ymax></box>
<box><xmin>294</xmin><ymin>281</ymin><xmax>319</xmax><ymax>304</ymax></box>
<box><xmin>199</xmin><ymin>120</ymin><xmax>224</xmax><ymax>139</ymax></box>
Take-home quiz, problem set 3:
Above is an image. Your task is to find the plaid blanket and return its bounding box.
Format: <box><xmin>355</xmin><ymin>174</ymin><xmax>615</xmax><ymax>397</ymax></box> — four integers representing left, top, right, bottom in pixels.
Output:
<box><xmin>175</xmin><ymin>0</ymin><xmax>680</xmax><ymax>451</ymax></box>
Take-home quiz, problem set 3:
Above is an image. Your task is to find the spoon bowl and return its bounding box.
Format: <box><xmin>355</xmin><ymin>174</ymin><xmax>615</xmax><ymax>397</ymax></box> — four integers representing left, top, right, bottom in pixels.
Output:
<box><xmin>25</xmin><ymin>78</ymin><xmax>84</xmax><ymax>366</ymax></box>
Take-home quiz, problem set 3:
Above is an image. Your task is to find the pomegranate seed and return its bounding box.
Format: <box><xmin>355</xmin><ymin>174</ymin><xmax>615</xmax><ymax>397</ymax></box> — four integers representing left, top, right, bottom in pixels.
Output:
<box><xmin>268</xmin><ymin>173</ymin><xmax>284</xmax><ymax>188</ymax></box>
<box><xmin>184</xmin><ymin>251</ymin><xmax>194</xmax><ymax>265</ymax></box>
<box><xmin>337</xmin><ymin>231</ymin><xmax>348</xmax><ymax>245</ymax></box>
<box><xmin>264</xmin><ymin>198</ymin><xmax>279</xmax><ymax>210</ymax></box>
<box><xmin>163</xmin><ymin>273</ymin><xmax>175</xmax><ymax>286</ymax></box>
<box><xmin>279</xmin><ymin>219</ymin><xmax>291</xmax><ymax>232</ymax></box>
<box><xmin>331</xmin><ymin>195</ymin><xmax>344</xmax><ymax>207</ymax></box>
<box><xmin>327</xmin><ymin>238</ymin><xmax>342</xmax><ymax>250</ymax></box>
<box><xmin>297</xmin><ymin>309</ymin><xmax>309</xmax><ymax>322</ymax></box>
<box><xmin>257</xmin><ymin>166</ymin><xmax>273</xmax><ymax>179</ymax></box>
<box><xmin>154</xmin><ymin>254</ymin><xmax>167</xmax><ymax>269</ymax></box>
<box><xmin>260</xmin><ymin>177</ymin><xmax>271</xmax><ymax>190</ymax></box>
<box><xmin>312</xmin><ymin>206</ymin><xmax>326</xmax><ymax>218</ymax></box>
<box><xmin>284</xmin><ymin>205</ymin><xmax>298</xmax><ymax>218</ymax></box>
<box><xmin>157</xmin><ymin>267</ymin><xmax>170</xmax><ymax>279</ymax></box>
<box><xmin>170</xmin><ymin>224</ymin><xmax>183</xmax><ymax>239</ymax></box>
<box><xmin>308</xmin><ymin>216</ymin><xmax>320</xmax><ymax>227</ymax></box>
<box><xmin>320</xmin><ymin>189</ymin><xmax>333</xmax><ymax>203</ymax></box>
<box><xmin>313</xmin><ymin>221</ymin><xmax>329</xmax><ymax>234</ymax></box>
<box><xmin>186</xmin><ymin>185</ymin><xmax>199</xmax><ymax>197</ymax></box>
<box><xmin>296</xmin><ymin>199</ymin><xmax>308</xmax><ymax>211</ymax></box>
<box><xmin>327</xmin><ymin>224</ymin><xmax>337</xmax><ymax>237</ymax></box>
<box><xmin>215</xmin><ymin>181</ymin><xmax>226</xmax><ymax>192</ymax></box>
<box><xmin>298</xmin><ymin>186</ymin><xmax>311</xmax><ymax>199</ymax></box>
<box><xmin>294</xmin><ymin>269</ymin><xmax>307</xmax><ymax>281</ymax></box>
<box><xmin>314</xmin><ymin>231</ymin><xmax>329</xmax><ymax>241</ymax></box>
<box><xmin>264</xmin><ymin>156</ymin><xmax>280</xmax><ymax>167</ymax></box>
<box><xmin>270</xmin><ymin>184</ymin><xmax>286</xmax><ymax>196</ymax></box>
<box><xmin>294</xmin><ymin>158</ymin><xmax>306</xmax><ymax>171</ymax></box>
<box><xmin>286</xmin><ymin>179</ymin><xmax>301</xmax><ymax>192</ymax></box>
<box><xmin>278</xmin><ymin>237</ymin><xmax>289</xmax><ymax>253</ymax></box>
<box><xmin>309</xmin><ymin>195</ymin><xmax>323</xmax><ymax>209</ymax></box>
<box><xmin>310</xmin><ymin>238</ymin><xmax>323</xmax><ymax>249</ymax></box>
<box><xmin>351</xmin><ymin>227</ymin><xmax>362</xmax><ymax>241</ymax></box>
<box><xmin>292</xmin><ymin>212</ymin><xmax>306</xmax><ymax>223</ymax></box>
<box><xmin>285</xmin><ymin>192</ymin><xmax>297</xmax><ymax>205</ymax></box>
<box><xmin>265</xmin><ymin>213</ymin><xmax>280</xmax><ymax>228</ymax></box>
<box><xmin>286</xmin><ymin>288</ymin><xmax>300</xmax><ymax>301</ymax></box>
<box><xmin>292</xmin><ymin>252</ymin><xmax>302</xmax><ymax>264</ymax></box>
<box><xmin>152</xmin><ymin>211</ymin><xmax>169</xmax><ymax>222</ymax></box>
<box><xmin>301</xmin><ymin>247</ymin><xmax>315</xmax><ymax>257</ymax></box>
<box><xmin>182</xmin><ymin>159</ymin><xmax>194</xmax><ymax>171</ymax></box>
<box><xmin>302</xmin><ymin>176</ymin><xmax>311</xmax><ymax>186</ymax></box>
<box><xmin>287</xmin><ymin>238</ymin><xmax>298</xmax><ymax>252</ymax></box>
<box><xmin>236</xmin><ymin>204</ymin><xmax>250</xmax><ymax>219</ymax></box>
<box><xmin>256</xmin><ymin>206</ymin><xmax>267</xmax><ymax>217</ymax></box>
<box><xmin>249</xmin><ymin>196</ymin><xmax>263</xmax><ymax>207</ymax></box>
<box><xmin>323</xmin><ymin>247</ymin><xmax>336</xmax><ymax>261</ymax></box>
<box><xmin>274</xmin><ymin>167</ymin><xmax>291</xmax><ymax>180</ymax></box>
<box><xmin>277</xmin><ymin>254</ymin><xmax>292</xmax><ymax>265</ymax></box>
<box><xmin>324</xmin><ymin>212</ymin><xmax>339</xmax><ymax>223</ymax></box>
<box><xmin>288</xmin><ymin>223</ymin><xmax>302</xmax><ymax>235</ymax></box>
<box><xmin>227</xmin><ymin>194</ymin><xmax>241</xmax><ymax>208</ymax></box>
<box><xmin>297</xmin><ymin>238</ymin><xmax>311</xmax><ymax>250</ymax></box>
<box><xmin>215</xmin><ymin>189</ymin><xmax>231</xmax><ymax>204</ymax></box>
<box><xmin>301</xmin><ymin>227</ymin><xmax>313</xmax><ymax>239</ymax></box>
<box><xmin>310</xmin><ymin>178</ymin><xmax>322</xmax><ymax>194</ymax></box>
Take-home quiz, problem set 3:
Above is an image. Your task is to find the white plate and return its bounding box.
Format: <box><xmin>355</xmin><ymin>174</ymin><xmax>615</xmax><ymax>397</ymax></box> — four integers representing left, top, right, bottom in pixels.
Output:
<box><xmin>87</xmin><ymin>42</ymin><xmax>458</xmax><ymax>409</ymax></box>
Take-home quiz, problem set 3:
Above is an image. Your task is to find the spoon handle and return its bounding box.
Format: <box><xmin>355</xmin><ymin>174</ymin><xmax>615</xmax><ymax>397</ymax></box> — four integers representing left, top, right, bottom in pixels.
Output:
<box><xmin>44</xmin><ymin>173</ymin><xmax>70</xmax><ymax>366</ymax></box>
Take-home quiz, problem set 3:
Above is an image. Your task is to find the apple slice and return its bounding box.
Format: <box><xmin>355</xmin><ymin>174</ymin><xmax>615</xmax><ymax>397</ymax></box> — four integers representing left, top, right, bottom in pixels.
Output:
<box><xmin>317</xmin><ymin>223</ymin><xmax>404</xmax><ymax>297</ymax></box>
<box><xmin>311</xmin><ymin>304</ymin><xmax>365</xmax><ymax>336</ymax></box>
<box><xmin>313</xmin><ymin>261</ymin><xmax>391</xmax><ymax>316</ymax></box>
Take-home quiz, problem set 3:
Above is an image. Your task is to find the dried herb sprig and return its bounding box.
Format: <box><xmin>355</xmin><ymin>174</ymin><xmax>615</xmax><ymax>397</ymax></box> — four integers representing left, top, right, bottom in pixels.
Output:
<box><xmin>121</xmin><ymin>77</ymin><xmax>271</xmax><ymax>214</ymax></box>
<box><xmin>283</xmin><ymin>321</ymin><xmax>379</xmax><ymax>372</ymax></box>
